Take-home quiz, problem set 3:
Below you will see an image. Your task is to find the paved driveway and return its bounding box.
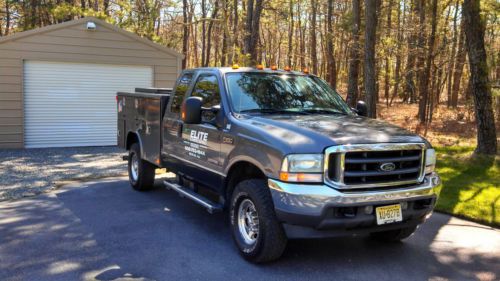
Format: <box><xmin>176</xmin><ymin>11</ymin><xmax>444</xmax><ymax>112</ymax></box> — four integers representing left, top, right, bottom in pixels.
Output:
<box><xmin>0</xmin><ymin>178</ymin><xmax>498</xmax><ymax>281</ymax></box>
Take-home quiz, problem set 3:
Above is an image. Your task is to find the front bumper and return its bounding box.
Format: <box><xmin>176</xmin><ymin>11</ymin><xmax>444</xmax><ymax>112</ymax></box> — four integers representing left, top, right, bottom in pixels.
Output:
<box><xmin>268</xmin><ymin>173</ymin><xmax>441</xmax><ymax>238</ymax></box>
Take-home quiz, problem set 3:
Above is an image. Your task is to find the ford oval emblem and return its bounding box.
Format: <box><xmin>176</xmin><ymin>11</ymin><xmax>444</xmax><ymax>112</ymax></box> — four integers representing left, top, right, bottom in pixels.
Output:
<box><xmin>380</xmin><ymin>162</ymin><xmax>396</xmax><ymax>172</ymax></box>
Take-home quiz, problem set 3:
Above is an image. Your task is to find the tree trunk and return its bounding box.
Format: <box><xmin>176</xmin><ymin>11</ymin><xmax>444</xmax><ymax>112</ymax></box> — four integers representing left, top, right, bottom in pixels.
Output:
<box><xmin>390</xmin><ymin>0</ymin><xmax>403</xmax><ymax>106</ymax></box>
<box><xmin>298</xmin><ymin>0</ymin><xmax>305</xmax><ymax>69</ymax></box>
<box><xmin>201</xmin><ymin>0</ymin><xmax>207</xmax><ymax>66</ymax></box>
<box><xmin>404</xmin><ymin>0</ymin><xmax>417</xmax><ymax>104</ymax></box>
<box><xmin>447</xmin><ymin>0</ymin><xmax>459</xmax><ymax>107</ymax></box>
<box><xmin>451</xmin><ymin>20</ymin><xmax>466</xmax><ymax>107</ymax></box>
<box><xmin>103</xmin><ymin>0</ymin><xmax>110</xmax><ymax>15</ymax></box>
<box><xmin>418</xmin><ymin>0</ymin><xmax>437</xmax><ymax>123</ymax></box>
<box><xmin>182</xmin><ymin>0</ymin><xmax>190</xmax><ymax>69</ymax></box>
<box><xmin>346</xmin><ymin>0</ymin><xmax>361</xmax><ymax>107</ymax></box>
<box><xmin>415</xmin><ymin>0</ymin><xmax>426</xmax><ymax>108</ymax></box>
<box><xmin>244</xmin><ymin>0</ymin><xmax>264</xmax><ymax>64</ymax></box>
<box><xmin>325</xmin><ymin>0</ymin><xmax>337</xmax><ymax>88</ymax></box>
<box><xmin>205</xmin><ymin>0</ymin><xmax>220</xmax><ymax>67</ymax></box>
<box><xmin>221</xmin><ymin>0</ymin><xmax>229</xmax><ymax>66</ymax></box>
<box><xmin>364</xmin><ymin>0</ymin><xmax>377</xmax><ymax>118</ymax></box>
<box><xmin>287</xmin><ymin>0</ymin><xmax>294</xmax><ymax>67</ymax></box>
<box><xmin>384</xmin><ymin>0</ymin><xmax>394</xmax><ymax>107</ymax></box>
<box><xmin>310</xmin><ymin>0</ymin><xmax>318</xmax><ymax>74</ymax></box>
<box><xmin>4</xmin><ymin>0</ymin><xmax>11</xmax><ymax>36</ymax></box>
<box><xmin>462</xmin><ymin>0</ymin><xmax>497</xmax><ymax>155</ymax></box>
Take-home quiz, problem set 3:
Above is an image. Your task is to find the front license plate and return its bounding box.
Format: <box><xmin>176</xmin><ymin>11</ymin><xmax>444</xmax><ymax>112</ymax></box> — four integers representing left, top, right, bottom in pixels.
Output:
<box><xmin>375</xmin><ymin>204</ymin><xmax>403</xmax><ymax>225</ymax></box>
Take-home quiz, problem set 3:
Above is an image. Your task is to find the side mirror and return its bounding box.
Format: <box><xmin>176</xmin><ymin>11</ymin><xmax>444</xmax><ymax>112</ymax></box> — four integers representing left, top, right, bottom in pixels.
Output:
<box><xmin>356</xmin><ymin>101</ymin><xmax>368</xmax><ymax>117</ymax></box>
<box><xmin>182</xmin><ymin>97</ymin><xmax>202</xmax><ymax>124</ymax></box>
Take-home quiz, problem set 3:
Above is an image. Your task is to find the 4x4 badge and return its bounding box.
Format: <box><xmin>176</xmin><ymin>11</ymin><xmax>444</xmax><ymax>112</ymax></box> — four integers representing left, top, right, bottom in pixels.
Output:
<box><xmin>380</xmin><ymin>162</ymin><xmax>396</xmax><ymax>172</ymax></box>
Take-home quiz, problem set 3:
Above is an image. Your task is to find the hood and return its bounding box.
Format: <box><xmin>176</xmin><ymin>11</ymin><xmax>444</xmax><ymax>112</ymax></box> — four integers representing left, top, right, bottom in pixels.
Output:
<box><xmin>238</xmin><ymin>114</ymin><xmax>426</xmax><ymax>153</ymax></box>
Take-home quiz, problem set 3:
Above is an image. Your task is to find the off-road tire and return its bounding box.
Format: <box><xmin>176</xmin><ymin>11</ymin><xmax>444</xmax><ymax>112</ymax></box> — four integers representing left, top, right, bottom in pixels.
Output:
<box><xmin>128</xmin><ymin>143</ymin><xmax>156</xmax><ymax>191</ymax></box>
<box><xmin>230</xmin><ymin>179</ymin><xmax>287</xmax><ymax>263</ymax></box>
<box><xmin>370</xmin><ymin>226</ymin><xmax>418</xmax><ymax>242</ymax></box>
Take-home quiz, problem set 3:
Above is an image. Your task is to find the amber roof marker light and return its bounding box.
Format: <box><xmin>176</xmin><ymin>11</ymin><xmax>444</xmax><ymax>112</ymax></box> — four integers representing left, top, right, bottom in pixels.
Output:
<box><xmin>302</xmin><ymin>68</ymin><xmax>309</xmax><ymax>74</ymax></box>
<box><xmin>284</xmin><ymin>66</ymin><xmax>291</xmax><ymax>71</ymax></box>
<box><xmin>232</xmin><ymin>64</ymin><xmax>240</xmax><ymax>69</ymax></box>
<box><xmin>256</xmin><ymin>64</ymin><xmax>264</xmax><ymax>70</ymax></box>
<box><xmin>270</xmin><ymin>65</ymin><xmax>278</xmax><ymax>71</ymax></box>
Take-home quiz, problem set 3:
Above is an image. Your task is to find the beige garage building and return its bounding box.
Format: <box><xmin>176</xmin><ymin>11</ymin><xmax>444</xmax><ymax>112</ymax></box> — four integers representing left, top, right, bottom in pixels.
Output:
<box><xmin>0</xmin><ymin>17</ymin><xmax>182</xmax><ymax>149</ymax></box>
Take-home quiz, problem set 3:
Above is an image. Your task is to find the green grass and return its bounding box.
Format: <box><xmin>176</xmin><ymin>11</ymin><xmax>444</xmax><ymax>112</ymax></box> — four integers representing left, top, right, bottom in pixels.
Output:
<box><xmin>434</xmin><ymin>146</ymin><xmax>500</xmax><ymax>227</ymax></box>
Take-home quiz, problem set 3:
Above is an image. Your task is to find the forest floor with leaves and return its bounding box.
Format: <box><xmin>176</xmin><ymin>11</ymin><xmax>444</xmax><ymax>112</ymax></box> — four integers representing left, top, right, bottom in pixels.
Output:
<box><xmin>378</xmin><ymin>102</ymin><xmax>499</xmax><ymax>227</ymax></box>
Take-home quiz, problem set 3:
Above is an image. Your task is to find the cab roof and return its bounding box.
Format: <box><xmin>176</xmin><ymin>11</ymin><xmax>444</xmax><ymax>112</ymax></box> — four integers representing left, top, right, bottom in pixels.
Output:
<box><xmin>185</xmin><ymin>67</ymin><xmax>309</xmax><ymax>76</ymax></box>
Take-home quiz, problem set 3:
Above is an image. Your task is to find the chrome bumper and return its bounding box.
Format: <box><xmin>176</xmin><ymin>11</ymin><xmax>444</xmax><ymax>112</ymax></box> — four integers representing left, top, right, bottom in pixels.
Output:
<box><xmin>268</xmin><ymin>173</ymin><xmax>440</xmax><ymax>217</ymax></box>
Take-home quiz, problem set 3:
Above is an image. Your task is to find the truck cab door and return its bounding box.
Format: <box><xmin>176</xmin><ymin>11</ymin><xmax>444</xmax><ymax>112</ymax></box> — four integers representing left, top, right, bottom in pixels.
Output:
<box><xmin>162</xmin><ymin>72</ymin><xmax>194</xmax><ymax>170</ymax></box>
<box><xmin>180</xmin><ymin>73</ymin><xmax>224</xmax><ymax>190</ymax></box>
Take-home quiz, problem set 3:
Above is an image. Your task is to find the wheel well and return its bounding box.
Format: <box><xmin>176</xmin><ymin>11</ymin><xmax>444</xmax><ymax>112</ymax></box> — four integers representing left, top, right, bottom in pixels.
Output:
<box><xmin>126</xmin><ymin>132</ymin><xmax>139</xmax><ymax>150</ymax></box>
<box><xmin>224</xmin><ymin>161</ymin><xmax>267</xmax><ymax>203</ymax></box>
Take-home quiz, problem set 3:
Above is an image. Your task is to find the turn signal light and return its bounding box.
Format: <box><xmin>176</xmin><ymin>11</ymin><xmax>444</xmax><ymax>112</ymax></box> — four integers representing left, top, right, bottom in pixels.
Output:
<box><xmin>256</xmin><ymin>64</ymin><xmax>264</xmax><ymax>70</ymax></box>
<box><xmin>270</xmin><ymin>65</ymin><xmax>278</xmax><ymax>70</ymax></box>
<box><xmin>232</xmin><ymin>64</ymin><xmax>240</xmax><ymax>69</ymax></box>
<box><xmin>279</xmin><ymin>172</ymin><xmax>322</xmax><ymax>183</ymax></box>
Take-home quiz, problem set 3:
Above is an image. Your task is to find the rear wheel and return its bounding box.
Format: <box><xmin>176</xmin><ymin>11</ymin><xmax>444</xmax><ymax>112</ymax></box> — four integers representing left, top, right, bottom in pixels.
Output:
<box><xmin>128</xmin><ymin>143</ymin><xmax>156</xmax><ymax>191</ymax></box>
<box><xmin>230</xmin><ymin>179</ymin><xmax>287</xmax><ymax>263</ymax></box>
<box><xmin>370</xmin><ymin>226</ymin><xmax>417</xmax><ymax>242</ymax></box>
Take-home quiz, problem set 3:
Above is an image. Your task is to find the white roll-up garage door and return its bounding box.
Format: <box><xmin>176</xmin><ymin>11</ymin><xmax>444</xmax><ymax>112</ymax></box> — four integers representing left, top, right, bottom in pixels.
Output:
<box><xmin>24</xmin><ymin>61</ymin><xmax>152</xmax><ymax>148</ymax></box>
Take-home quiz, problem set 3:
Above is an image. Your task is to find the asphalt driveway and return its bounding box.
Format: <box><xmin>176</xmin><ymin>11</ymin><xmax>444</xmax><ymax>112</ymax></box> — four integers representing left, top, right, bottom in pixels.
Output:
<box><xmin>0</xmin><ymin>178</ymin><xmax>498</xmax><ymax>281</ymax></box>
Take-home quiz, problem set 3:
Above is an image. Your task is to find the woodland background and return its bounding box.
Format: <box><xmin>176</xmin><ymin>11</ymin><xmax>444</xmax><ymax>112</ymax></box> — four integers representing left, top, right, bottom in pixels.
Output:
<box><xmin>0</xmin><ymin>0</ymin><xmax>498</xmax><ymax>154</ymax></box>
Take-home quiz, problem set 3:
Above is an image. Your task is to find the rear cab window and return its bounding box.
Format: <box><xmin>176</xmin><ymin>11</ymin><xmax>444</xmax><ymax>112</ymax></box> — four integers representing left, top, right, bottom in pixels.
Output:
<box><xmin>170</xmin><ymin>72</ymin><xmax>194</xmax><ymax>114</ymax></box>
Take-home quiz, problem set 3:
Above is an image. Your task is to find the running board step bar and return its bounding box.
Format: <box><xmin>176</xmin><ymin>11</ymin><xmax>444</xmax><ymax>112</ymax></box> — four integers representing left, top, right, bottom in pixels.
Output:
<box><xmin>163</xmin><ymin>181</ymin><xmax>223</xmax><ymax>214</ymax></box>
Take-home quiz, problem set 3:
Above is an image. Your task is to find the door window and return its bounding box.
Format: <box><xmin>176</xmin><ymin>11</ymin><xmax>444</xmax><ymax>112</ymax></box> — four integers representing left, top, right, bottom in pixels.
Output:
<box><xmin>171</xmin><ymin>72</ymin><xmax>193</xmax><ymax>114</ymax></box>
<box><xmin>191</xmin><ymin>75</ymin><xmax>221</xmax><ymax>121</ymax></box>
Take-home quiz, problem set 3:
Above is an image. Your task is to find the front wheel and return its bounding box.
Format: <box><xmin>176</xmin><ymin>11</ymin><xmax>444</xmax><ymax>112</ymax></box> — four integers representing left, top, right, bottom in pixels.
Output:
<box><xmin>128</xmin><ymin>143</ymin><xmax>156</xmax><ymax>191</ymax></box>
<box><xmin>370</xmin><ymin>226</ymin><xmax>417</xmax><ymax>242</ymax></box>
<box><xmin>230</xmin><ymin>179</ymin><xmax>287</xmax><ymax>263</ymax></box>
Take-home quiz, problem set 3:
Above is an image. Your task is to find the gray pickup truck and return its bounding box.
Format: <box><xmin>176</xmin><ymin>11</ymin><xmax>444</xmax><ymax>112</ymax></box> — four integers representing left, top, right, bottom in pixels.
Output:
<box><xmin>117</xmin><ymin>66</ymin><xmax>441</xmax><ymax>263</ymax></box>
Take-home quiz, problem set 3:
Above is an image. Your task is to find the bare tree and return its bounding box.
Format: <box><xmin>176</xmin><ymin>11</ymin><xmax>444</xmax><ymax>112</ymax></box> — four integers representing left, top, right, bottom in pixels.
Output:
<box><xmin>244</xmin><ymin>0</ymin><xmax>264</xmax><ymax>64</ymax></box>
<box><xmin>287</xmin><ymin>0</ymin><xmax>294</xmax><ymax>67</ymax></box>
<box><xmin>346</xmin><ymin>0</ymin><xmax>361</xmax><ymax>107</ymax></box>
<box><xmin>182</xmin><ymin>0</ymin><xmax>190</xmax><ymax>69</ymax></box>
<box><xmin>462</xmin><ymin>0</ymin><xmax>497</xmax><ymax>155</ymax></box>
<box><xmin>450</xmin><ymin>20</ymin><xmax>466</xmax><ymax>107</ymax></box>
<box><xmin>310</xmin><ymin>0</ymin><xmax>318</xmax><ymax>74</ymax></box>
<box><xmin>418</xmin><ymin>0</ymin><xmax>437</xmax><ymax>123</ymax></box>
<box><xmin>364</xmin><ymin>0</ymin><xmax>377</xmax><ymax>117</ymax></box>
<box><xmin>325</xmin><ymin>0</ymin><xmax>337</xmax><ymax>88</ymax></box>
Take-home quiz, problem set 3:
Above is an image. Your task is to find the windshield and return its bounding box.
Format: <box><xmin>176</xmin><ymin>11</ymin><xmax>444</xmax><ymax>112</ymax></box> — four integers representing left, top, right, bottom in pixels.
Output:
<box><xmin>225</xmin><ymin>73</ymin><xmax>352</xmax><ymax>115</ymax></box>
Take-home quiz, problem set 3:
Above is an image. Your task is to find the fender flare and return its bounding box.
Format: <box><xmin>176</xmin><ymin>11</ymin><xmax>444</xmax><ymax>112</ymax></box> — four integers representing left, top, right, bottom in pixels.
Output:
<box><xmin>126</xmin><ymin>131</ymin><xmax>144</xmax><ymax>156</ymax></box>
<box><xmin>224</xmin><ymin>146</ymin><xmax>279</xmax><ymax>179</ymax></box>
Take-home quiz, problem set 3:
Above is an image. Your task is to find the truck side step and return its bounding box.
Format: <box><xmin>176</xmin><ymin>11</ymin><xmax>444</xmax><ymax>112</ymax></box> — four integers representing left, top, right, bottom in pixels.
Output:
<box><xmin>163</xmin><ymin>181</ymin><xmax>223</xmax><ymax>214</ymax></box>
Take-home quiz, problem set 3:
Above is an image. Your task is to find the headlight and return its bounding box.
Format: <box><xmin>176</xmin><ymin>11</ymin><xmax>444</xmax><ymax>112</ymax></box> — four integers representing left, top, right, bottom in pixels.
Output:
<box><xmin>280</xmin><ymin>154</ymin><xmax>323</xmax><ymax>183</ymax></box>
<box><xmin>425</xmin><ymin>149</ymin><xmax>436</xmax><ymax>174</ymax></box>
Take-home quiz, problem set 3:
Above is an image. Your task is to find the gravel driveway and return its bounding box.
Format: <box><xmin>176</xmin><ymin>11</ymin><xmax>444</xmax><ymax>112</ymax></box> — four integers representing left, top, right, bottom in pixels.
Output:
<box><xmin>0</xmin><ymin>146</ymin><xmax>126</xmax><ymax>201</ymax></box>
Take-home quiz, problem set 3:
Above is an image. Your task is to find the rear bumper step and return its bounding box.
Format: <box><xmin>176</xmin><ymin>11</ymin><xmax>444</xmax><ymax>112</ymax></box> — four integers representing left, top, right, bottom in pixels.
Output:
<box><xmin>163</xmin><ymin>180</ymin><xmax>223</xmax><ymax>214</ymax></box>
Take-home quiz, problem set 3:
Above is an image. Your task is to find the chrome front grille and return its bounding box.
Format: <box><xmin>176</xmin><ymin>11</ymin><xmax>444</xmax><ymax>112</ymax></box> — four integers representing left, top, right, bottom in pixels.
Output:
<box><xmin>325</xmin><ymin>143</ymin><xmax>426</xmax><ymax>189</ymax></box>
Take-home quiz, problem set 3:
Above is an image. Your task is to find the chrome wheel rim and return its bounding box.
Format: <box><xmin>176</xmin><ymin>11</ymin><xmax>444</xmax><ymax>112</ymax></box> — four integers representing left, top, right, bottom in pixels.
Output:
<box><xmin>237</xmin><ymin>199</ymin><xmax>259</xmax><ymax>245</ymax></box>
<box><xmin>130</xmin><ymin>153</ymin><xmax>139</xmax><ymax>181</ymax></box>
